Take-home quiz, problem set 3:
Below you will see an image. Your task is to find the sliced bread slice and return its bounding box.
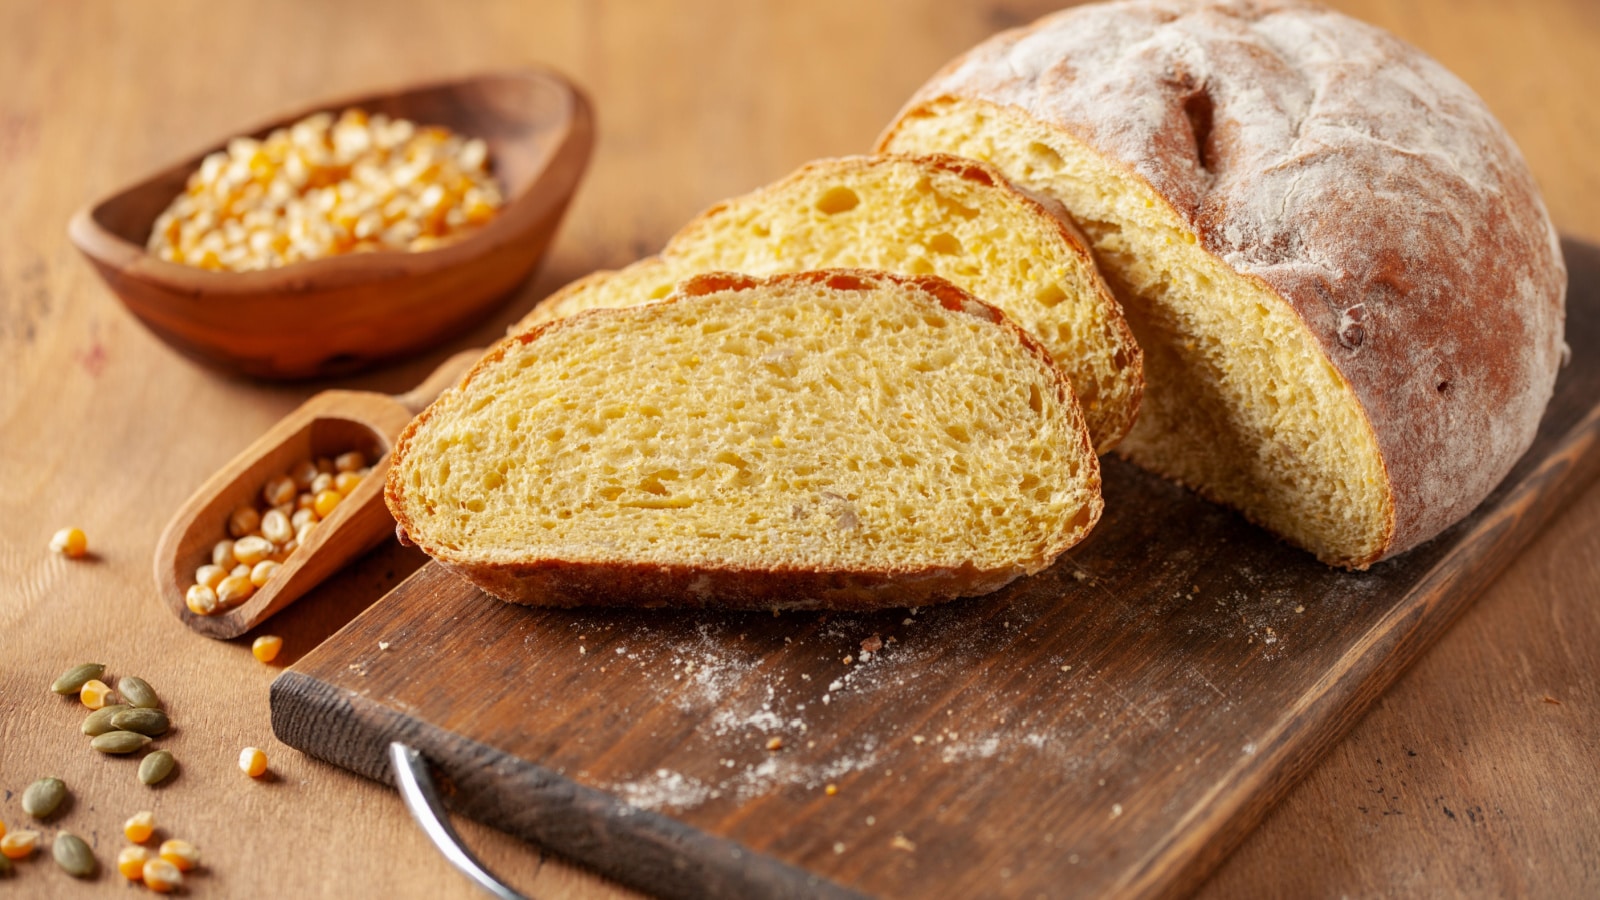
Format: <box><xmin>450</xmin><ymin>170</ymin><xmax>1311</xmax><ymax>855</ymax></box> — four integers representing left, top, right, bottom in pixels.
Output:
<box><xmin>511</xmin><ymin>153</ymin><xmax>1142</xmax><ymax>454</ymax></box>
<box><xmin>389</xmin><ymin>269</ymin><xmax>1102</xmax><ymax>610</ymax></box>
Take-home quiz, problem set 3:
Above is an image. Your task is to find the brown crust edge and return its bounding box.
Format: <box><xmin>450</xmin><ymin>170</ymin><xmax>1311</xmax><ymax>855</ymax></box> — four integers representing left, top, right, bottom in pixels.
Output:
<box><xmin>387</xmin><ymin>268</ymin><xmax>1103</xmax><ymax>609</ymax></box>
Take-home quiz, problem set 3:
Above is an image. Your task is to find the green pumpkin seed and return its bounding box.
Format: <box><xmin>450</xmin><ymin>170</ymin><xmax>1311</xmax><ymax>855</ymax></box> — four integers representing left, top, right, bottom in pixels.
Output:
<box><xmin>119</xmin><ymin>675</ymin><xmax>161</xmax><ymax>709</ymax></box>
<box><xmin>90</xmin><ymin>730</ymin><xmax>152</xmax><ymax>754</ymax></box>
<box><xmin>52</xmin><ymin>830</ymin><xmax>96</xmax><ymax>878</ymax></box>
<box><xmin>82</xmin><ymin>703</ymin><xmax>131</xmax><ymax>736</ymax></box>
<box><xmin>110</xmin><ymin>707</ymin><xmax>170</xmax><ymax>737</ymax></box>
<box><xmin>51</xmin><ymin>662</ymin><xmax>105</xmax><ymax>695</ymax></box>
<box><xmin>139</xmin><ymin>749</ymin><xmax>177</xmax><ymax>786</ymax></box>
<box><xmin>22</xmin><ymin>777</ymin><xmax>67</xmax><ymax>818</ymax></box>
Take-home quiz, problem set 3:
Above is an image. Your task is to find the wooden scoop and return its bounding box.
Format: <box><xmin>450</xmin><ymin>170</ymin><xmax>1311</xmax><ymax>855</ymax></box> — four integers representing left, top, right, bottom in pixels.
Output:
<box><xmin>155</xmin><ymin>349</ymin><xmax>480</xmax><ymax>638</ymax></box>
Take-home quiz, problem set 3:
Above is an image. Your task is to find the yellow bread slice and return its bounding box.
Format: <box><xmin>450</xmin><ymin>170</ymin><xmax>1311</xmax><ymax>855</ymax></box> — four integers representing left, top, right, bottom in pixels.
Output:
<box><xmin>390</xmin><ymin>269</ymin><xmax>1102</xmax><ymax>610</ymax></box>
<box><xmin>511</xmin><ymin>153</ymin><xmax>1142</xmax><ymax>454</ymax></box>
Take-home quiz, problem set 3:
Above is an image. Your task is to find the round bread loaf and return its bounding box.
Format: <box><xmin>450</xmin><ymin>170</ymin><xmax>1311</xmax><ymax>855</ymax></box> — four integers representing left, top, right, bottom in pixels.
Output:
<box><xmin>880</xmin><ymin>0</ymin><xmax>1566</xmax><ymax>567</ymax></box>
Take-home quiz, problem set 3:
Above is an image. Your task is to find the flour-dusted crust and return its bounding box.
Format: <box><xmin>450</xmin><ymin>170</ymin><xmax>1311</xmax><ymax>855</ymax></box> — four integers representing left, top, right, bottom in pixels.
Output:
<box><xmin>882</xmin><ymin>0</ymin><xmax>1567</xmax><ymax>560</ymax></box>
<box><xmin>389</xmin><ymin>269</ymin><xmax>1101</xmax><ymax>610</ymax></box>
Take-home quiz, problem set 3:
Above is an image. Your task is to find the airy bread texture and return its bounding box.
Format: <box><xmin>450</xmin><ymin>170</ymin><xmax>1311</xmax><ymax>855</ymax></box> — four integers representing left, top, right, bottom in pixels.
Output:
<box><xmin>880</xmin><ymin>0</ymin><xmax>1566</xmax><ymax>567</ymax></box>
<box><xmin>512</xmin><ymin>153</ymin><xmax>1142</xmax><ymax>453</ymax></box>
<box><xmin>388</xmin><ymin>270</ymin><xmax>1102</xmax><ymax>610</ymax></box>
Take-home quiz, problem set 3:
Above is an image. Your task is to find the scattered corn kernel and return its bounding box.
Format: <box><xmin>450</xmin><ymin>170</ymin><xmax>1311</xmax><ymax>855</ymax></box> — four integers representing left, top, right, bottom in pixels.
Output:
<box><xmin>250</xmin><ymin>560</ymin><xmax>281</xmax><ymax>587</ymax></box>
<box><xmin>313</xmin><ymin>489</ymin><xmax>343</xmax><ymax>518</ymax></box>
<box><xmin>0</xmin><ymin>819</ymin><xmax>6</xmax><ymax>838</ymax></box>
<box><xmin>80</xmin><ymin>679</ymin><xmax>115</xmax><ymax>709</ymax></box>
<box><xmin>49</xmin><ymin>527</ymin><xmax>88</xmax><ymax>558</ymax></box>
<box><xmin>825</xmin><ymin>784</ymin><xmax>839</xmax><ymax>796</ymax></box>
<box><xmin>309</xmin><ymin>472</ymin><xmax>335</xmax><ymax>495</ymax></box>
<box><xmin>217</xmin><ymin>574</ymin><xmax>255</xmax><ymax>608</ymax></box>
<box><xmin>239</xmin><ymin>746</ymin><xmax>268</xmax><ymax>777</ymax></box>
<box><xmin>158</xmin><ymin>839</ymin><xmax>199</xmax><ymax>872</ymax></box>
<box><xmin>296</xmin><ymin>520</ymin><xmax>317</xmax><ymax>544</ymax></box>
<box><xmin>260</xmin><ymin>508</ymin><xmax>294</xmax><ymax>544</ymax></box>
<box><xmin>291</xmin><ymin>507</ymin><xmax>318</xmax><ymax>529</ymax></box>
<box><xmin>186</xmin><ymin>584</ymin><xmax>219</xmax><ymax>614</ymax></box>
<box><xmin>227</xmin><ymin>506</ymin><xmax>261</xmax><ymax>538</ymax></box>
<box><xmin>289</xmin><ymin>460</ymin><xmax>319</xmax><ymax>489</ymax></box>
<box><xmin>252</xmin><ymin>635</ymin><xmax>283</xmax><ymax>663</ymax></box>
<box><xmin>124</xmin><ymin>811</ymin><xmax>156</xmax><ymax>844</ymax></box>
<box><xmin>335</xmin><ymin>450</ymin><xmax>366</xmax><ymax>472</ymax></box>
<box><xmin>195</xmin><ymin>563</ymin><xmax>227</xmax><ymax>589</ymax></box>
<box><xmin>262</xmin><ymin>474</ymin><xmax>296</xmax><ymax>507</ymax></box>
<box><xmin>143</xmin><ymin>857</ymin><xmax>183</xmax><ymax>893</ymax></box>
<box><xmin>118</xmin><ymin>845</ymin><xmax>150</xmax><ymax>880</ymax></box>
<box><xmin>212</xmin><ymin>539</ymin><xmax>236</xmax><ymax>567</ymax></box>
<box><xmin>334</xmin><ymin>470</ymin><xmax>364</xmax><ymax>494</ymax></box>
<box><xmin>232</xmin><ymin>535</ymin><xmax>274</xmax><ymax>566</ymax></box>
<box><xmin>1</xmin><ymin>830</ymin><xmax>38</xmax><ymax>859</ymax></box>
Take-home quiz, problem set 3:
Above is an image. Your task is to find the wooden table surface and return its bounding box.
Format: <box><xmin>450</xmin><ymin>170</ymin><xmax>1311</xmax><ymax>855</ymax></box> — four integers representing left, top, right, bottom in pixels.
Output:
<box><xmin>1</xmin><ymin>1</ymin><xmax>1595</xmax><ymax>897</ymax></box>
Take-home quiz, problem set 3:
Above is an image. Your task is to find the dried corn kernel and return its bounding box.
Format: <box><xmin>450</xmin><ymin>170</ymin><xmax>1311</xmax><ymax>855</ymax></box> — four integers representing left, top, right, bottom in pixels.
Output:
<box><xmin>291</xmin><ymin>507</ymin><xmax>318</xmax><ymax>529</ymax></box>
<box><xmin>252</xmin><ymin>635</ymin><xmax>283</xmax><ymax>663</ymax></box>
<box><xmin>143</xmin><ymin>857</ymin><xmax>183</xmax><ymax>892</ymax></box>
<box><xmin>1</xmin><ymin>830</ymin><xmax>38</xmax><ymax>859</ymax></box>
<box><xmin>158</xmin><ymin>839</ymin><xmax>199</xmax><ymax>872</ymax></box>
<box><xmin>217</xmin><ymin>574</ymin><xmax>255</xmax><ymax>608</ymax></box>
<box><xmin>0</xmin><ymin>819</ymin><xmax>5</xmax><ymax>838</ymax></box>
<box><xmin>309</xmin><ymin>472</ymin><xmax>335</xmax><ymax>495</ymax></box>
<box><xmin>335</xmin><ymin>450</ymin><xmax>366</xmax><ymax>472</ymax></box>
<box><xmin>232</xmin><ymin>535</ymin><xmax>273</xmax><ymax>566</ymax></box>
<box><xmin>334</xmin><ymin>470</ymin><xmax>364</xmax><ymax>494</ymax></box>
<box><xmin>260</xmin><ymin>508</ymin><xmax>294</xmax><ymax>544</ymax></box>
<box><xmin>124</xmin><ymin>811</ymin><xmax>155</xmax><ymax>844</ymax></box>
<box><xmin>80</xmin><ymin>679</ymin><xmax>115</xmax><ymax>709</ymax></box>
<box><xmin>313</xmin><ymin>489</ymin><xmax>343</xmax><ymax>518</ymax></box>
<box><xmin>186</xmin><ymin>584</ymin><xmax>219</xmax><ymax>615</ymax></box>
<box><xmin>195</xmin><ymin>564</ymin><xmax>227</xmax><ymax>589</ymax></box>
<box><xmin>118</xmin><ymin>845</ymin><xmax>150</xmax><ymax>880</ymax></box>
<box><xmin>315</xmin><ymin>456</ymin><xmax>335</xmax><ymax>475</ymax></box>
<box><xmin>227</xmin><ymin>506</ymin><xmax>260</xmax><ymax>538</ymax></box>
<box><xmin>262</xmin><ymin>474</ymin><xmax>296</xmax><ymax>507</ymax></box>
<box><xmin>212</xmin><ymin>539</ymin><xmax>237</xmax><ymax>567</ymax></box>
<box><xmin>239</xmin><ymin>746</ymin><xmax>268</xmax><ymax>777</ymax></box>
<box><xmin>289</xmin><ymin>460</ymin><xmax>319</xmax><ymax>490</ymax></box>
<box><xmin>231</xmin><ymin>563</ymin><xmax>250</xmax><ymax>578</ymax></box>
<box><xmin>50</xmin><ymin>527</ymin><xmax>88</xmax><ymax>558</ymax></box>
<box><xmin>250</xmin><ymin>560</ymin><xmax>281</xmax><ymax>587</ymax></box>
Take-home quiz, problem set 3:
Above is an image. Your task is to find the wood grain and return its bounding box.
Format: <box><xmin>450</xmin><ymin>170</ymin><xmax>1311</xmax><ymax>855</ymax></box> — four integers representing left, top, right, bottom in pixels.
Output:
<box><xmin>1</xmin><ymin>2</ymin><xmax>1597</xmax><ymax>898</ymax></box>
<box><xmin>69</xmin><ymin>70</ymin><xmax>593</xmax><ymax>380</ymax></box>
<box><xmin>269</xmin><ymin>243</ymin><xmax>1600</xmax><ymax>899</ymax></box>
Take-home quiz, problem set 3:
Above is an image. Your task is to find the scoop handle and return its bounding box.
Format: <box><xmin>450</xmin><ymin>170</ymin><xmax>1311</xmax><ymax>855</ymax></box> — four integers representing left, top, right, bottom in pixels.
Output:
<box><xmin>397</xmin><ymin>349</ymin><xmax>483</xmax><ymax>415</ymax></box>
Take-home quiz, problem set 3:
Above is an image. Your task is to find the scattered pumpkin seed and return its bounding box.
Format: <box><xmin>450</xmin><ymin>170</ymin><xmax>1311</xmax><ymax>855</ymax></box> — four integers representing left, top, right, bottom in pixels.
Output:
<box><xmin>51</xmin><ymin>663</ymin><xmax>105</xmax><ymax>695</ymax></box>
<box><xmin>22</xmin><ymin>777</ymin><xmax>67</xmax><ymax>818</ymax></box>
<box><xmin>82</xmin><ymin>703</ymin><xmax>131</xmax><ymax>736</ymax></box>
<box><xmin>139</xmin><ymin>750</ymin><xmax>177</xmax><ymax>786</ymax></box>
<box><xmin>52</xmin><ymin>830</ymin><xmax>96</xmax><ymax>878</ymax></box>
<box><xmin>118</xmin><ymin>675</ymin><xmax>162</xmax><ymax>709</ymax></box>
<box><xmin>111</xmin><ymin>708</ymin><xmax>170</xmax><ymax>737</ymax></box>
<box><xmin>91</xmin><ymin>731</ymin><xmax>152</xmax><ymax>754</ymax></box>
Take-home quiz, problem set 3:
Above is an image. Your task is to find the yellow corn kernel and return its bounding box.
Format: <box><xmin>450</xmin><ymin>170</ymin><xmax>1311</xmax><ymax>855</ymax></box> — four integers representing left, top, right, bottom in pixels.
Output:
<box><xmin>334</xmin><ymin>471</ymin><xmax>364</xmax><ymax>494</ymax></box>
<box><xmin>232</xmin><ymin>535</ymin><xmax>273</xmax><ymax>566</ymax></box>
<box><xmin>289</xmin><ymin>460</ymin><xmax>319</xmax><ymax>490</ymax></box>
<box><xmin>296</xmin><ymin>492</ymin><xmax>317</xmax><ymax>511</ymax></box>
<box><xmin>309</xmin><ymin>472</ymin><xmax>335</xmax><ymax>495</ymax></box>
<box><xmin>252</xmin><ymin>635</ymin><xmax>283</xmax><ymax>663</ymax></box>
<box><xmin>124</xmin><ymin>811</ymin><xmax>155</xmax><ymax>844</ymax></box>
<box><xmin>313</xmin><ymin>489</ymin><xmax>343</xmax><ymax>518</ymax></box>
<box><xmin>227</xmin><ymin>505</ymin><xmax>261</xmax><ymax>538</ymax></box>
<box><xmin>50</xmin><ymin>527</ymin><xmax>88</xmax><ymax>558</ymax></box>
<box><xmin>262</xmin><ymin>474</ymin><xmax>296</xmax><ymax>507</ymax></box>
<box><xmin>1</xmin><ymin>830</ymin><xmax>39</xmax><ymax>859</ymax></box>
<box><xmin>250</xmin><ymin>560</ymin><xmax>281</xmax><ymax>587</ymax></box>
<box><xmin>239</xmin><ymin>746</ymin><xmax>269</xmax><ymax>777</ymax></box>
<box><xmin>81</xmin><ymin>679</ymin><xmax>115</xmax><ymax>709</ymax></box>
<box><xmin>231</xmin><ymin>563</ymin><xmax>251</xmax><ymax>578</ymax></box>
<box><xmin>334</xmin><ymin>450</ymin><xmax>366</xmax><ymax>472</ymax></box>
<box><xmin>0</xmin><ymin>819</ymin><xmax>5</xmax><ymax>838</ymax></box>
<box><xmin>260</xmin><ymin>508</ymin><xmax>294</xmax><ymax>544</ymax></box>
<box><xmin>143</xmin><ymin>857</ymin><xmax>183</xmax><ymax>892</ymax></box>
<box><xmin>118</xmin><ymin>845</ymin><xmax>150</xmax><ymax>880</ymax></box>
<box><xmin>186</xmin><ymin>584</ymin><xmax>219</xmax><ymax>615</ymax></box>
<box><xmin>158</xmin><ymin>839</ymin><xmax>200</xmax><ymax>872</ymax></box>
<box><xmin>291</xmin><ymin>507</ymin><xmax>318</xmax><ymax>529</ymax></box>
<box><xmin>212</xmin><ymin>539</ymin><xmax>237</xmax><ymax>567</ymax></box>
<box><xmin>216</xmin><ymin>574</ymin><xmax>255</xmax><ymax>608</ymax></box>
<box><xmin>195</xmin><ymin>563</ymin><xmax>227</xmax><ymax>589</ymax></box>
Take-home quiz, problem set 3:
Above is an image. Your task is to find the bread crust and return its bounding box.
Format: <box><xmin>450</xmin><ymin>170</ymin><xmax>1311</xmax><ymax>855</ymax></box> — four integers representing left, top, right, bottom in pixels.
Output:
<box><xmin>388</xmin><ymin>269</ymin><xmax>1102</xmax><ymax>609</ymax></box>
<box><xmin>513</xmin><ymin>152</ymin><xmax>1144</xmax><ymax>454</ymax></box>
<box><xmin>880</xmin><ymin>0</ymin><xmax>1566</xmax><ymax>564</ymax></box>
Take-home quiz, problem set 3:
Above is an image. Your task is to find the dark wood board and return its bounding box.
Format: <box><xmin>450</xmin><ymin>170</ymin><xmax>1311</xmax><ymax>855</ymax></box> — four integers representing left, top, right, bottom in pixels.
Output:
<box><xmin>272</xmin><ymin>240</ymin><xmax>1600</xmax><ymax>900</ymax></box>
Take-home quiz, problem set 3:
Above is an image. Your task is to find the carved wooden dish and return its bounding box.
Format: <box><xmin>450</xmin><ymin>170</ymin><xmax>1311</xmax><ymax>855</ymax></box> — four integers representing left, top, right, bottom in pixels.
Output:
<box><xmin>68</xmin><ymin>69</ymin><xmax>593</xmax><ymax>379</ymax></box>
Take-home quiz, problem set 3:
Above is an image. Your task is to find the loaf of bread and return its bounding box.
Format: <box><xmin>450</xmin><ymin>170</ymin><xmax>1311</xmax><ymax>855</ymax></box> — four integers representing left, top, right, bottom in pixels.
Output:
<box><xmin>512</xmin><ymin>153</ymin><xmax>1142</xmax><ymax>453</ymax></box>
<box><xmin>880</xmin><ymin>0</ymin><xmax>1567</xmax><ymax>567</ymax></box>
<box><xmin>388</xmin><ymin>270</ymin><xmax>1102</xmax><ymax>610</ymax></box>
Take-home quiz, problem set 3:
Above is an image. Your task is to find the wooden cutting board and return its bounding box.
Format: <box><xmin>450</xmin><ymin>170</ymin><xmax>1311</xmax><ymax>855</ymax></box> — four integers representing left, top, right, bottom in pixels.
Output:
<box><xmin>271</xmin><ymin>240</ymin><xmax>1600</xmax><ymax>900</ymax></box>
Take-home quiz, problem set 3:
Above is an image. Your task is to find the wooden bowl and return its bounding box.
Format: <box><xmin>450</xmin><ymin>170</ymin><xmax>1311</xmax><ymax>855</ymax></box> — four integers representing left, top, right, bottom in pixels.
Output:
<box><xmin>68</xmin><ymin>69</ymin><xmax>593</xmax><ymax>380</ymax></box>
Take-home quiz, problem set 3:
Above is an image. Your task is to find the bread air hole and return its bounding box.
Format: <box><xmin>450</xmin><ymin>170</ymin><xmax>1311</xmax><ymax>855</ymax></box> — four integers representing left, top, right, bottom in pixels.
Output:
<box><xmin>815</xmin><ymin>186</ymin><xmax>860</xmax><ymax>214</ymax></box>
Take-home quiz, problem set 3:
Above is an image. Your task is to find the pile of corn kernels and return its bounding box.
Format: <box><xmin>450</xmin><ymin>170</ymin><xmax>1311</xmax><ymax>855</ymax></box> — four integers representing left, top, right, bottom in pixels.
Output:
<box><xmin>186</xmin><ymin>450</ymin><xmax>372</xmax><ymax>616</ymax></box>
<box><xmin>148</xmin><ymin>109</ymin><xmax>503</xmax><ymax>272</ymax></box>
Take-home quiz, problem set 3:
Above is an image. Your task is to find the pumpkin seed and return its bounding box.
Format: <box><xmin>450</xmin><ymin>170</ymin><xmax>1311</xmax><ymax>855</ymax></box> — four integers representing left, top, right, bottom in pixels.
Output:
<box><xmin>52</xmin><ymin>830</ymin><xmax>96</xmax><ymax>878</ymax></box>
<box><xmin>91</xmin><ymin>730</ymin><xmax>152</xmax><ymax>754</ymax></box>
<box><xmin>111</xmin><ymin>707</ymin><xmax>170</xmax><ymax>737</ymax></box>
<box><xmin>22</xmin><ymin>777</ymin><xmax>67</xmax><ymax>818</ymax></box>
<box><xmin>139</xmin><ymin>750</ymin><xmax>176</xmax><ymax>786</ymax></box>
<box><xmin>82</xmin><ymin>703</ymin><xmax>131</xmax><ymax>736</ymax></box>
<box><xmin>51</xmin><ymin>662</ymin><xmax>105</xmax><ymax>695</ymax></box>
<box><xmin>119</xmin><ymin>675</ymin><xmax>161</xmax><ymax>709</ymax></box>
